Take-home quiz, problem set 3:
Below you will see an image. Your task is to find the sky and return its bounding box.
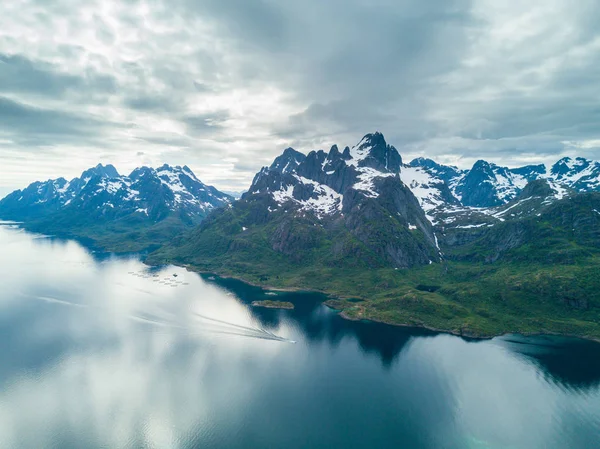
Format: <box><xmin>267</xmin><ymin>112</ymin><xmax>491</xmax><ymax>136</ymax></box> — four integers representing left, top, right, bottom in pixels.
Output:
<box><xmin>0</xmin><ymin>0</ymin><xmax>599</xmax><ymax>196</ymax></box>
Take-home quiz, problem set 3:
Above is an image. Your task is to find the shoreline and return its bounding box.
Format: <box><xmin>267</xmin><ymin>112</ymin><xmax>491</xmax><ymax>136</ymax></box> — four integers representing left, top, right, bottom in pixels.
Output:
<box><xmin>7</xmin><ymin>224</ymin><xmax>599</xmax><ymax>345</ymax></box>
<box><xmin>336</xmin><ymin>308</ymin><xmax>600</xmax><ymax>344</ymax></box>
<box><xmin>169</xmin><ymin>262</ymin><xmax>600</xmax><ymax>345</ymax></box>
<box><xmin>251</xmin><ymin>300</ymin><xmax>295</xmax><ymax>310</ymax></box>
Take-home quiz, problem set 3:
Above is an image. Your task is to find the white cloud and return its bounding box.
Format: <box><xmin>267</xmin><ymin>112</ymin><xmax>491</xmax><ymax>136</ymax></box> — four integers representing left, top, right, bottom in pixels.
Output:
<box><xmin>0</xmin><ymin>0</ymin><xmax>599</xmax><ymax>194</ymax></box>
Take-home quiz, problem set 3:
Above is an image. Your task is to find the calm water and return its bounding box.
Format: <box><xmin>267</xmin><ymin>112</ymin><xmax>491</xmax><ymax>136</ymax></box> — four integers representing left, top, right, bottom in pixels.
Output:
<box><xmin>0</xmin><ymin>224</ymin><xmax>599</xmax><ymax>448</ymax></box>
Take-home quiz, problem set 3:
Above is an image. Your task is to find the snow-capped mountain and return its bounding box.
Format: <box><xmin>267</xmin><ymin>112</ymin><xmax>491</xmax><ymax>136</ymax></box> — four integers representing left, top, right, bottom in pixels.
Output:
<box><xmin>248</xmin><ymin>132</ymin><xmax>419</xmax><ymax>220</ymax></box>
<box><xmin>0</xmin><ymin>163</ymin><xmax>232</xmax><ymax>225</ymax></box>
<box><xmin>234</xmin><ymin>132</ymin><xmax>440</xmax><ymax>268</ymax></box>
<box><xmin>549</xmin><ymin>157</ymin><xmax>600</xmax><ymax>192</ymax></box>
<box><xmin>3</xmin><ymin>132</ymin><xmax>599</xmax><ymax>262</ymax></box>
<box><xmin>227</xmin><ymin>132</ymin><xmax>600</xmax><ymax>269</ymax></box>
<box><xmin>400</xmin><ymin>163</ymin><xmax>462</xmax><ymax>213</ymax></box>
<box><xmin>250</xmin><ymin>133</ymin><xmax>600</xmax><ymax>224</ymax></box>
<box><xmin>409</xmin><ymin>156</ymin><xmax>600</xmax><ymax>208</ymax></box>
<box><xmin>452</xmin><ymin>160</ymin><xmax>530</xmax><ymax>207</ymax></box>
<box><xmin>243</xmin><ymin>131</ymin><xmax>600</xmax><ymax>242</ymax></box>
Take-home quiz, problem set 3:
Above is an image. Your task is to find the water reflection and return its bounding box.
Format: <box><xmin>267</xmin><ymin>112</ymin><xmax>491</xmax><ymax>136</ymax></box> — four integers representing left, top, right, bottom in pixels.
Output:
<box><xmin>496</xmin><ymin>335</ymin><xmax>600</xmax><ymax>390</ymax></box>
<box><xmin>0</xmin><ymin>226</ymin><xmax>599</xmax><ymax>449</ymax></box>
<box><xmin>212</xmin><ymin>276</ymin><xmax>436</xmax><ymax>367</ymax></box>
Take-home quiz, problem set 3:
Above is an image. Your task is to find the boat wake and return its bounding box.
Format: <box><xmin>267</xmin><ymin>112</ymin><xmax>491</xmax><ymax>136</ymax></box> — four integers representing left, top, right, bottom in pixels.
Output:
<box><xmin>17</xmin><ymin>292</ymin><xmax>296</xmax><ymax>343</ymax></box>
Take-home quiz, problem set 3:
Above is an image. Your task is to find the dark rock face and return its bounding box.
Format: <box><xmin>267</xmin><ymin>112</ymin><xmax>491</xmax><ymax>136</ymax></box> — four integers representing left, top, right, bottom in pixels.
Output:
<box><xmin>342</xmin><ymin>177</ymin><xmax>438</xmax><ymax>267</ymax></box>
<box><xmin>518</xmin><ymin>179</ymin><xmax>557</xmax><ymax>199</ymax></box>
<box><xmin>269</xmin><ymin>148</ymin><xmax>307</xmax><ymax>174</ymax></box>
<box><xmin>454</xmin><ymin>160</ymin><xmax>504</xmax><ymax>207</ymax></box>
<box><xmin>200</xmin><ymin>132</ymin><xmax>440</xmax><ymax>269</ymax></box>
<box><xmin>510</xmin><ymin>164</ymin><xmax>546</xmax><ymax>179</ymax></box>
<box><xmin>353</xmin><ymin>132</ymin><xmax>403</xmax><ymax>173</ymax></box>
<box><xmin>409</xmin><ymin>158</ymin><xmax>464</xmax><ymax>184</ymax></box>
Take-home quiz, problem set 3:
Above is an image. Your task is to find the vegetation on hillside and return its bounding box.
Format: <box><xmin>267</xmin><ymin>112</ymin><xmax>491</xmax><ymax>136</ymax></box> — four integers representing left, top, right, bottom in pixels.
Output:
<box><xmin>149</xmin><ymin>192</ymin><xmax>600</xmax><ymax>340</ymax></box>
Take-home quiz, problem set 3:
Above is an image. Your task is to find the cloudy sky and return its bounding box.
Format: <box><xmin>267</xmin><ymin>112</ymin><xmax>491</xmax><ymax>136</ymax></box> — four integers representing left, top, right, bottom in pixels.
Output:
<box><xmin>1</xmin><ymin>0</ymin><xmax>599</xmax><ymax>196</ymax></box>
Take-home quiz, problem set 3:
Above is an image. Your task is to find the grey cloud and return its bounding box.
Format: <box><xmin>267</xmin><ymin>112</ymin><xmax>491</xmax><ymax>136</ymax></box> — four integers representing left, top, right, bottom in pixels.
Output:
<box><xmin>0</xmin><ymin>54</ymin><xmax>116</xmax><ymax>99</ymax></box>
<box><xmin>0</xmin><ymin>54</ymin><xmax>78</xmax><ymax>97</ymax></box>
<box><xmin>193</xmin><ymin>81</ymin><xmax>214</xmax><ymax>93</ymax></box>
<box><xmin>124</xmin><ymin>95</ymin><xmax>181</xmax><ymax>113</ymax></box>
<box><xmin>0</xmin><ymin>0</ymin><xmax>599</xmax><ymax>191</ymax></box>
<box><xmin>132</xmin><ymin>135</ymin><xmax>193</xmax><ymax>148</ymax></box>
<box><xmin>180</xmin><ymin>0</ymin><xmax>289</xmax><ymax>52</ymax></box>
<box><xmin>182</xmin><ymin>111</ymin><xmax>231</xmax><ymax>134</ymax></box>
<box><xmin>175</xmin><ymin>0</ymin><xmax>475</xmax><ymax>144</ymax></box>
<box><xmin>0</xmin><ymin>96</ymin><xmax>115</xmax><ymax>146</ymax></box>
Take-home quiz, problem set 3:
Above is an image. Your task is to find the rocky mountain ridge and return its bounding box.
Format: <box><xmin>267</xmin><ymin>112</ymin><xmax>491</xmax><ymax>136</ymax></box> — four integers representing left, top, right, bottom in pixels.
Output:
<box><xmin>0</xmin><ymin>163</ymin><xmax>232</xmax><ymax>251</ymax></box>
<box><xmin>409</xmin><ymin>155</ymin><xmax>599</xmax><ymax>208</ymax></box>
<box><xmin>155</xmin><ymin>131</ymin><xmax>600</xmax><ymax>275</ymax></box>
<box><xmin>0</xmin><ymin>163</ymin><xmax>231</xmax><ymax>222</ymax></box>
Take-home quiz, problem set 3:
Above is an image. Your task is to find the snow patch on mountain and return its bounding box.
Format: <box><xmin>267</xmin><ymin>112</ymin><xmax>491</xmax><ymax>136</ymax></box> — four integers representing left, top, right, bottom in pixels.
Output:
<box><xmin>270</xmin><ymin>176</ymin><xmax>343</xmax><ymax>218</ymax></box>
<box><xmin>348</xmin><ymin>136</ymin><xmax>373</xmax><ymax>166</ymax></box>
<box><xmin>400</xmin><ymin>166</ymin><xmax>447</xmax><ymax>211</ymax></box>
<box><xmin>353</xmin><ymin>167</ymin><xmax>394</xmax><ymax>198</ymax></box>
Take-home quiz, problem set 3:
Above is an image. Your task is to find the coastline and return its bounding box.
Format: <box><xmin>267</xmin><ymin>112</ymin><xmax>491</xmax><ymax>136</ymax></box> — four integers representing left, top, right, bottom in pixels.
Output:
<box><xmin>8</xmin><ymin>223</ymin><xmax>599</xmax><ymax>345</ymax></box>
<box><xmin>336</xmin><ymin>308</ymin><xmax>600</xmax><ymax>344</ymax></box>
<box><xmin>251</xmin><ymin>300</ymin><xmax>295</xmax><ymax>310</ymax></box>
<box><xmin>168</xmin><ymin>262</ymin><xmax>600</xmax><ymax>345</ymax></box>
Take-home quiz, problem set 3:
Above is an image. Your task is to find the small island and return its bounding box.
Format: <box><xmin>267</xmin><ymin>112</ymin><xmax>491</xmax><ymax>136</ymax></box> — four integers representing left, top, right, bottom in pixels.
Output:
<box><xmin>251</xmin><ymin>300</ymin><xmax>295</xmax><ymax>310</ymax></box>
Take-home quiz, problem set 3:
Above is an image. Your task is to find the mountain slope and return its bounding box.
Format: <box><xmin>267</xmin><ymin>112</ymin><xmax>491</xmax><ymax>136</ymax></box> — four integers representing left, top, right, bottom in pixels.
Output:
<box><xmin>154</xmin><ymin>133</ymin><xmax>441</xmax><ymax>273</ymax></box>
<box><xmin>0</xmin><ymin>163</ymin><xmax>232</xmax><ymax>251</ymax></box>
<box><xmin>151</xmin><ymin>134</ymin><xmax>600</xmax><ymax>340</ymax></box>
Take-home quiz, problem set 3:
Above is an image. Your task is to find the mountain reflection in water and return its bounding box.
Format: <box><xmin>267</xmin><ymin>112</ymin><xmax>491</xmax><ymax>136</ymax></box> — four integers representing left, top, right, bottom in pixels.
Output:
<box><xmin>0</xmin><ymin>225</ymin><xmax>599</xmax><ymax>449</ymax></box>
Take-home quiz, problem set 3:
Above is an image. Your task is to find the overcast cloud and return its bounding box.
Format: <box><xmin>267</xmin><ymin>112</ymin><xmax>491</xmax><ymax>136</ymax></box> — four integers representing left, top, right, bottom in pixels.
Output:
<box><xmin>0</xmin><ymin>0</ymin><xmax>599</xmax><ymax>193</ymax></box>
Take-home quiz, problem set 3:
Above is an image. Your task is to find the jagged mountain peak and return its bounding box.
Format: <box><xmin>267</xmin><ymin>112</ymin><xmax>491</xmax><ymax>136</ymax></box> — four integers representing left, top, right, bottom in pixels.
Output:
<box><xmin>81</xmin><ymin>163</ymin><xmax>120</xmax><ymax>180</ymax></box>
<box><xmin>349</xmin><ymin>132</ymin><xmax>402</xmax><ymax>173</ymax></box>
<box><xmin>409</xmin><ymin>157</ymin><xmax>436</xmax><ymax>168</ymax></box>
<box><xmin>269</xmin><ymin>147</ymin><xmax>307</xmax><ymax>174</ymax></box>
<box><xmin>0</xmin><ymin>163</ymin><xmax>232</xmax><ymax>225</ymax></box>
<box><xmin>408</xmin><ymin>158</ymin><xmax>465</xmax><ymax>186</ymax></box>
<box><xmin>551</xmin><ymin>156</ymin><xmax>591</xmax><ymax>177</ymax></box>
<box><xmin>221</xmin><ymin>133</ymin><xmax>440</xmax><ymax>269</ymax></box>
<box><xmin>510</xmin><ymin>164</ymin><xmax>546</xmax><ymax>177</ymax></box>
<box><xmin>254</xmin><ymin>134</ymin><xmax>600</xmax><ymax>211</ymax></box>
<box><xmin>355</xmin><ymin>131</ymin><xmax>386</xmax><ymax>148</ymax></box>
<box><xmin>129</xmin><ymin>166</ymin><xmax>154</xmax><ymax>179</ymax></box>
<box><xmin>470</xmin><ymin>159</ymin><xmax>496</xmax><ymax>172</ymax></box>
<box><xmin>453</xmin><ymin>160</ymin><xmax>523</xmax><ymax>207</ymax></box>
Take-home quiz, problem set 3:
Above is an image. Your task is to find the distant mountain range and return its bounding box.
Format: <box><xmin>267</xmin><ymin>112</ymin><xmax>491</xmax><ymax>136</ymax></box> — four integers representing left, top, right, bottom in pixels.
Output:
<box><xmin>0</xmin><ymin>163</ymin><xmax>231</xmax><ymax>250</ymax></box>
<box><xmin>408</xmin><ymin>154</ymin><xmax>598</xmax><ymax>208</ymax></box>
<box><xmin>3</xmin><ymin>132</ymin><xmax>600</xmax><ymax>339</ymax></box>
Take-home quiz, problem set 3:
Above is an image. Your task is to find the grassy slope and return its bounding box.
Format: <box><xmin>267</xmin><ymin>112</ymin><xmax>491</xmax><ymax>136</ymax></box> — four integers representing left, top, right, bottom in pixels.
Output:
<box><xmin>149</xmin><ymin>200</ymin><xmax>600</xmax><ymax>340</ymax></box>
<box><xmin>154</xmin><ymin>256</ymin><xmax>600</xmax><ymax>340</ymax></box>
<box><xmin>26</xmin><ymin>214</ymin><xmax>191</xmax><ymax>253</ymax></box>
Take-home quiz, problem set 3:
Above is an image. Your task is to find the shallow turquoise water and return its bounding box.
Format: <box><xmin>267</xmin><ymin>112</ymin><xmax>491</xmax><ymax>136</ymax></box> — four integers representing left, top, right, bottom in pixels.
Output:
<box><xmin>0</xmin><ymin>224</ymin><xmax>599</xmax><ymax>448</ymax></box>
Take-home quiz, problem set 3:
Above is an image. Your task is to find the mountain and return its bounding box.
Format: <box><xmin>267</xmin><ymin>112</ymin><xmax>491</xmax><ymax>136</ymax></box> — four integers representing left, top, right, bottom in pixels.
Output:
<box><xmin>408</xmin><ymin>156</ymin><xmax>600</xmax><ymax>208</ymax></box>
<box><xmin>4</xmin><ymin>132</ymin><xmax>600</xmax><ymax>339</ymax></box>
<box><xmin>154</xmin><ymin>133</ymin><xmax>600</xmax><ymax>271</ymax></box>
<box><xmin>151</xmin><ymin>133</ymin><xmax>600</xmax><ymax>340</ymax></box>
<box><xmin>0</xmin><ymin>163</ymin><xmax>232</xmax><ymax>251</ymax></box>
<box><xmin>401</xmin><ymin>161</ymin><xmax>462</xmax><ymax>213</ymax></box>
<box><xmin>156</xmin><ymin>132</ymin><xmax>440</xmax><ymax>274</ymax></box>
